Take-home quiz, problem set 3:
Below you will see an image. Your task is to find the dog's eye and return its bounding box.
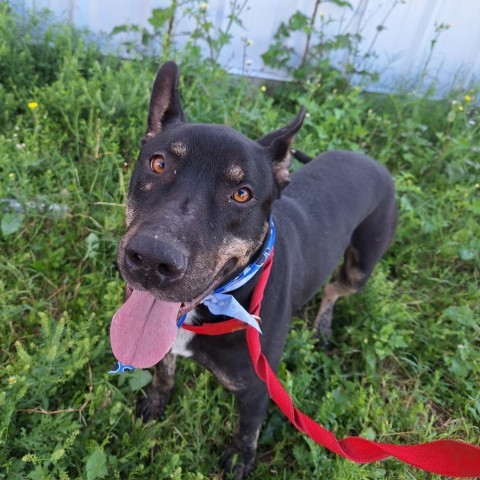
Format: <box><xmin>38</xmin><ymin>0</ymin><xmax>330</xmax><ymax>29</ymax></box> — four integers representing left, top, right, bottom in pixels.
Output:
<box><xmin>231</xmin><ymin>188</ymin><xmax>252</xmax><ymax>203</ymax></box>
<box><xmin>150</xmin><ymin>155</ymin><xmax>165</xmax><ymax>174</ymax></box>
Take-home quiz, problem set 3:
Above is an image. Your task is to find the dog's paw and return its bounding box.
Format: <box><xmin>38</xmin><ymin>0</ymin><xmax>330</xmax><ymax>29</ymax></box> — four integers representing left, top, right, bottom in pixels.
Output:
<box><xmin>220</xmin><ymin>443</ymin><xmax>256</xmax><ymax>479</ymax></box>
<box><xmin>314</xmin><ymin>330</ymin><xmax>334</xmax><ymax>352</ymax></box>
<box><xmin>136</xmin><ymin>389</ymin><xmax>172</xmax><ymax>422</ymax></box>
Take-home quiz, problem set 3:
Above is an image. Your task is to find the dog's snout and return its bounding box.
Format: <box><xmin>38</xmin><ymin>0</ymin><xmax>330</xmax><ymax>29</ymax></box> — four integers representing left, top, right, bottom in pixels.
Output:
<box><xmin>124</xmin><ymin>234</ymin><xmax>187</xmax><ymax>286</ymax></box>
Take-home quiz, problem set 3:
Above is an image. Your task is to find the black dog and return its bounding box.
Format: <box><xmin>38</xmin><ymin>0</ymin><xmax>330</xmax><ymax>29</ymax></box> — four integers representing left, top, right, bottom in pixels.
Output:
<box><xmin>111</xmin><ymin>61</ymin><xmax>397</xmax><ymax>478</ymax></box>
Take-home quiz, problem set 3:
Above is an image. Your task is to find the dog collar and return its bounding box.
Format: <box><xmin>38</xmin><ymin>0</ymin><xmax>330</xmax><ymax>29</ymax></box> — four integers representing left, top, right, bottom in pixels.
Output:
<box><xmin>176</xmin><ymin>218</ymin><xmax>275</xmax><ymax>331</ymax></box>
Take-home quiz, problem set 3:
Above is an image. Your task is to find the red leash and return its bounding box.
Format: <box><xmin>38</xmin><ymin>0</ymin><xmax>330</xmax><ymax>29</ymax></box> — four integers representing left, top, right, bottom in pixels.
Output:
<box><xmin>183</xmin><ymin>251</ymin><xmax>480</xmax><ymax>477</ymax></box>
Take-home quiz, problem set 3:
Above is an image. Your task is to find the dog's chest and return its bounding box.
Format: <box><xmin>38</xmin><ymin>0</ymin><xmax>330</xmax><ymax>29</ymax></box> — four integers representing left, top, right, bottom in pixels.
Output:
<box><xmin>170</xmin><ymin>310</ymin><xmax>196</xmax><ymax>357</ymax></box>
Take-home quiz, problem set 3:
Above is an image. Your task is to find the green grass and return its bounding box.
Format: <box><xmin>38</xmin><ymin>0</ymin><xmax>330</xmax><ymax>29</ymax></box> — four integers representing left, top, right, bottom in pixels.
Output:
<box><xmin>1</xmin><ymin>4</ymin><xmax>479</xmax><ymax>479</ymax></box>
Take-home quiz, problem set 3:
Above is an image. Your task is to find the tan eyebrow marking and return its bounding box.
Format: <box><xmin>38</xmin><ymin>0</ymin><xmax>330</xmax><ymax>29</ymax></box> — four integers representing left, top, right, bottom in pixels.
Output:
<box><xmin>169</xmin><ymin>141</ymin><xmax>188</xmax><ymax>158</ymax></box>
<box><xmin>226</xmin><ymin>165</ymin><xmax>245</xmax><ymax>183</ymax></box>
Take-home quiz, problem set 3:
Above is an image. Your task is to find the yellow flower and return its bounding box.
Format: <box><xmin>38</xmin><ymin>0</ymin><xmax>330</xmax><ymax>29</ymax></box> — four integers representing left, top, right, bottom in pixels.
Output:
<box><xmin>8</xmin><ymin>376</ymin><xmax>16</xmax><ymax>385</ymax></box>
<box><xmin>464</xmin><ymin>95</ymin><xmax>472</xmax><ymax>103</ymax></box>
<box><xmin>260</xmin><ymin>85</ymin><xmax>267</xmax><ymax>92</ymax></box>
<box><xmin>246</xmin><ymin>38</ymin><xmax>254</xmax><ymax>47</ymax></box>
<box><xmin>28</xmin><ymin>102</ymin><xmax>39</xmax><ymax>110</ymax></box>
<box><xmin>199</xmin><ymin>2</ymin><xmax>208</xmax><ymax>10</ymax></box>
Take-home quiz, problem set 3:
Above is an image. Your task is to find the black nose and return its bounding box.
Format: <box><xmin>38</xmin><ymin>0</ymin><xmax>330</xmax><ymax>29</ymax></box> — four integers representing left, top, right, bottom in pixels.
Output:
<box><xmin>124</xmin><ymin>234</ymin><xmax>187</xmax><ymax>286</ymax></box>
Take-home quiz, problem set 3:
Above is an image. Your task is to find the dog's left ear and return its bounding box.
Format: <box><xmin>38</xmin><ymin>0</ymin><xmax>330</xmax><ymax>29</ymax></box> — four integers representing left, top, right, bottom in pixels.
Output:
<box><xmin>257</xmin><ymin>107</ymin><xmax>306</xmax><ymax>188</ymax></box>
<box><xmin>142</xmin><ymin>61</ymin><xmax>186</xmax><ymax>145</ymax></box>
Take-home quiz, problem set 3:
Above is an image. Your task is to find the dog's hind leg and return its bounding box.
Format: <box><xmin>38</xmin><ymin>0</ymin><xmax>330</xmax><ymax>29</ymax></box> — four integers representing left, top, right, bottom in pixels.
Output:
<box><xmin>314</xmin><ymin>194</ymin><xmax>397</xmax><ymax>339</ymax></box>
<box><xmin>314</xmin><ymin>245</ymin><xmax>364</xmax><ymax>339</ymax></box>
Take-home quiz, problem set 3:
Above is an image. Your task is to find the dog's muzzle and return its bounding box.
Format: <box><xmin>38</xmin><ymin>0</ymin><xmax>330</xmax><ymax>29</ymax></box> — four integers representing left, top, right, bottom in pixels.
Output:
<box><xmin>124</xmin><ymin>233</ymin><xmax>188</xmax><ymax>288</ymax></box>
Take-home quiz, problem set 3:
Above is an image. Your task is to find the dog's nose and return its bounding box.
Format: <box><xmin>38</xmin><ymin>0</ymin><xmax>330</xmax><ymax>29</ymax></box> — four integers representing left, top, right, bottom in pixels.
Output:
<box><xmin>124</xmin><ymin>234</ymin><xmax>187</xmax><ymax>286</ymax></box>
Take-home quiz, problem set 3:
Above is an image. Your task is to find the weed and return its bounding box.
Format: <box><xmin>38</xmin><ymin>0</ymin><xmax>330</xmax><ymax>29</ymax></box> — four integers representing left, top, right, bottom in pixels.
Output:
<box><xmin>0</xmin><ymin>2</ymin><xmax>478</xmax><ymax>479</ymax></box>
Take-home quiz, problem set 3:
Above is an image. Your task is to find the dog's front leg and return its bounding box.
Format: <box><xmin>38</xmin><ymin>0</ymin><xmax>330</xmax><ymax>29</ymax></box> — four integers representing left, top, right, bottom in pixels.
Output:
<box><xmin>220</xmin><ymin>380</ymin><xmax>270</xmax><ymax>479</ymax></box>
<box><xmin>136</xmin><ymin>352</ymin><xmax>176</xmax><ymax>421</ymax></box>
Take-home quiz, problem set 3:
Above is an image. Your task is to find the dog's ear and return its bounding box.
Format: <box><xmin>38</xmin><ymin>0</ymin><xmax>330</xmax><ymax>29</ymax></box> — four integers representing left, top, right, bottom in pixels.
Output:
<box><xmin>257</xmin><ymin>107</ymin><xmax>306</xmax><ymax>188</ymax></box>
<box><xmin>142</xmin><ymin>61</ymin><xmax>186</xmax><ymax>145</ymax></box>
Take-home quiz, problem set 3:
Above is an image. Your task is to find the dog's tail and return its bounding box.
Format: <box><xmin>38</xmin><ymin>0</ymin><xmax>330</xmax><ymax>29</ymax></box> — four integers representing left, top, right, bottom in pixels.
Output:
<box><xmin>290</xmin><ymin>149</ymin><xmax>313</xmax><ymax>164</ymax></box>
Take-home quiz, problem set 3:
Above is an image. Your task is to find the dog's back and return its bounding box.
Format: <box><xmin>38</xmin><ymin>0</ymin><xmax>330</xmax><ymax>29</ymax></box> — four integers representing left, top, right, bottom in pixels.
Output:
<box><xmin>272</xmin><ymin>151</ymin><xmax>396</xmax><ymax>317</ymax></box>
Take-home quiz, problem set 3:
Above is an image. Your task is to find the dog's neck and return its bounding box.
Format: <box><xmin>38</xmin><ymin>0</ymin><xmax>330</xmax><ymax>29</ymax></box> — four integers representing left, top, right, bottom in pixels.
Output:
<box><xmin>192</xmin><ymin>218</ymin><xmax>275</xmax><ymax>326</ymax></box>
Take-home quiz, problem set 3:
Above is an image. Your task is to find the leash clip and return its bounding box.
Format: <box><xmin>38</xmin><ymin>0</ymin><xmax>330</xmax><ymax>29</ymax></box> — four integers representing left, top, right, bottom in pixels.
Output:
<box><xmin>109</xmin><ymin>361</ymin><xmax>135</xmax><ymax>374</ymax></box>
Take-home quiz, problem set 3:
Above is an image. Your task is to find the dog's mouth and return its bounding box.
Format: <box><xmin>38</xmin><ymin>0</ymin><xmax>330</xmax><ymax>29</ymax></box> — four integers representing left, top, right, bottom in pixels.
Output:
<box><xmin>110</xmin><ymin>261</ymin><xmax>236</xmax><ymax>369</ymax></box>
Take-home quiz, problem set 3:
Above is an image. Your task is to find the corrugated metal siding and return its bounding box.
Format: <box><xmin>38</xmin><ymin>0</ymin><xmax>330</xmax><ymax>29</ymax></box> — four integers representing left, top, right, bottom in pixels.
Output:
<box><xmin>18</xmin><ymin>0</ymin><xmax>480</xmax><ymax>92</ymax></box>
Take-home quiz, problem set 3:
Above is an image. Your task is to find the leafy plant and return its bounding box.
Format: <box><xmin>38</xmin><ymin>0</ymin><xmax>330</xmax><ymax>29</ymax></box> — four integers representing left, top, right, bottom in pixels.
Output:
<box><xmin>110</xmin><ymin>0</ymin><xmax>248</xmax><ymax>69</ymax></box>
<box><xmin>0</xmin><ymin>2</ymin><xmax>478</xmax><ymax>479</ymax></box>
<box><xmin>262</xmin><ymin>0</ymin><xmax>406</xmax><ymax>87</ymax></box>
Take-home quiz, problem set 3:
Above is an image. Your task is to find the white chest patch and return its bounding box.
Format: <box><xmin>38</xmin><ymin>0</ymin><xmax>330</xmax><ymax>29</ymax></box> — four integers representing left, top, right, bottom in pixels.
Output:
<box><xmin>170</xmin><ymin>310</ymin><xmax>196</xmax><ymax>357</ymax></box>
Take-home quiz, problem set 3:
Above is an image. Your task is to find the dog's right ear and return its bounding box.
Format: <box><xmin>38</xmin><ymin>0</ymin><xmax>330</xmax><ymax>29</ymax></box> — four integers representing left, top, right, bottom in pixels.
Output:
<box><xmin>141</xmin><ymin>61</ymin><xmax>185</xmax><ymax>145</ymax></box>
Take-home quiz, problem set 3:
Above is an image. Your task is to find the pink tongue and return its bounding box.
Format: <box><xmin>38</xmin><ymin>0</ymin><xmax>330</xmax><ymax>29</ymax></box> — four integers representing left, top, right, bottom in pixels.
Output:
<box><xmin>110</xmin><ymin>290</ymin><xmax>180</xmax><ymax>369</ymax></box>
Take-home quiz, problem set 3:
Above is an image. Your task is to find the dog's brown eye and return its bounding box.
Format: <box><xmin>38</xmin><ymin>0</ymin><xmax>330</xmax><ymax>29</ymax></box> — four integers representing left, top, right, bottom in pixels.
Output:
<box><xmin>231</xmin><ymin>188</ymin><xmax>252</xmax><ymax>203</ymax></box>
<box><xmin>150</xmin><ymin>155</ymin><xmax>165</xmax><ymax>174</ymax></box>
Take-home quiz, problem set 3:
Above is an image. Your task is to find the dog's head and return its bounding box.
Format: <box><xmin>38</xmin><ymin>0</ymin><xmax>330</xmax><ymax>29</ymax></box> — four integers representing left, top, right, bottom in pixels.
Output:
<box><xmin>118</xmin><ymin>61</ymin><xmax>305</xmax><ymax>304</ymax></box>
<box><xmin>111</xmin><ymin>61</ymin><xmax>304</xmax><ymax>367</ymax></box>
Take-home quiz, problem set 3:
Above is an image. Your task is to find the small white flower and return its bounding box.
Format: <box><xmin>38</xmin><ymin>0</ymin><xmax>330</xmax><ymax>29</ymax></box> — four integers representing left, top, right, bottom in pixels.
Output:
<box><xmin>16</xmin><ymin>143</ymin><xmax>26</xmax><ymax>150</ymax></box>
